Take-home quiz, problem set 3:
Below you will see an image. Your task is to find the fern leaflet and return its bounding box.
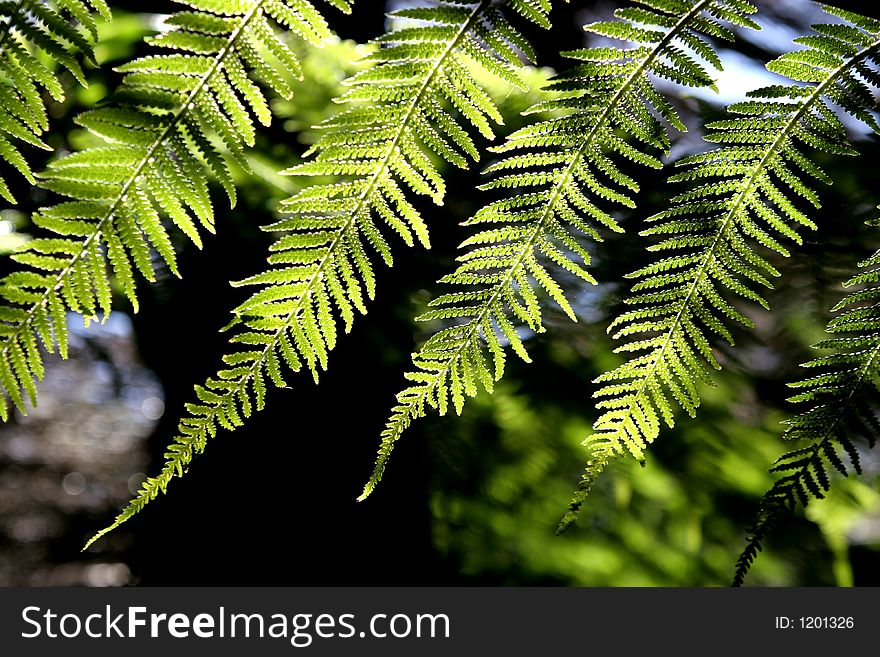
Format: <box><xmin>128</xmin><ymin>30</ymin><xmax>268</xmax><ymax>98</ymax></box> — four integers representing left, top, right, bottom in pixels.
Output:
<box><xmin>86</xmin><ymin>0</ymin><xmax>554</xmax><ymax>546</ymax></box>
<box><xmin>359</xmin><ymin>0</ymin><xmax>761</xmax><ymax>501</ymax></box>
<box><xmin>733</xmin><ymin>216</ymin><xmax>880</xmax><ymax>585</ymax></box>
<box><xmin>559</xmin><ymin>4</ymin><xmax>880</xmax><ymax>533</ymax></box>
<box><xmin>0</xmin><ymin>0</ymin><xmax>351</xmax><ymax>420</ymax></box>
<box><xmin>0</xmin><ymin>0</ymin><xmax>110</xmax><ymax>202</ymax></box>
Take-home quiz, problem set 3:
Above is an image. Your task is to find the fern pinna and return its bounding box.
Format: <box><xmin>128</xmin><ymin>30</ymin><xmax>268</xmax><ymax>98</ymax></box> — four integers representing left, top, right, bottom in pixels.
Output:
<box><xmin>86</xmin><ymin>0</ymin><xmax>555</xmax><ymax>546</ymax></box>
<box><xmin>733</xmin><ymin>220</ymin><xmax>880</xmax><ymax>585</ymax></box>
<box><xmin>358</xmin><ymin>0</ymin><xmax>761</xmax><ymax>501</ymax></box>
<box><xmin>558</xmin><ymin>4</ymin><xmax>880</xmax><ymax>533</ymax></box>
<box><xmin>0</xmin><ymin>0</ymin><xmax>110</xmax><ymax>202</ymax></box>
<box><xmin>0</xmin><ymin>0</ymin><xmax>352</xmax><ymax>421</ymax></box>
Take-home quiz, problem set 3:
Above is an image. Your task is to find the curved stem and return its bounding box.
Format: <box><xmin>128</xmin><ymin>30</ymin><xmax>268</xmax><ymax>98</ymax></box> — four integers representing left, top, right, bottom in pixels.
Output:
<box><xmin>0</xmin><ymin>0</ymin><xmax>268</xmax><ymax>395</ymax></box>
<box><xmin>192</xmin><ymin>0</ymin><xmax>491</xmax><ymax>425</ymax></box>
<box><xmin>605</xmin><ymin>39</ymin><xmax>880</xmax><ymax>452</ymax></box>
<box><xmin>383</xmin><ymin>0</ymin><xmax>713</xmax><ymax>438</ymax></box>
<box><xmin>83</xmin><ymin>2</ymin><xmax>498</xmax><ymax>544</ymax></box>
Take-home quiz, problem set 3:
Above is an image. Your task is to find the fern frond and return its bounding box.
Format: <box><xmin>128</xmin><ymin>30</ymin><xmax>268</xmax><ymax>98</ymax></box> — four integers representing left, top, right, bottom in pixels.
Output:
<box><xmin>0</xmin><ymin>0</ymin><xmax>351</xmax><ymax>421</ymax></box>
<box><xmin>360</xmin><ymin>0</ymin><xmax>762</xmax><ymax>501</ymax></box>
<box><xmin>86</xmin><ymin>0</ymin><xmax>554</xmax><ymax>546</ymax></box>
<box><xmin>560</xmin><ymin>4</ymin><xmax>880</xmax><ymax>532</ymax></box>
<box><xmin>0</xmin><ymin>0</ymin><xmax>110</xmax><ymax>202</ymax></box>
<box><xmin>733</xmin><ymin>221</ymin><xmax>880</xmax><ymax>585</ymax></box>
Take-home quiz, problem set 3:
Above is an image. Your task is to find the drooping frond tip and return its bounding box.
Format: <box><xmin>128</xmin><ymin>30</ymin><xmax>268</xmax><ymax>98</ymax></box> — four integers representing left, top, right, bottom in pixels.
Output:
<box><xmin>0</xmin><ymin>0</ymin><xmax>111</xmax><ymax>202</ymax></box>
<box><xmin>0</xmin><ymin>0</ymin><xmax>348</xmax><ymax>424</ymax></box>
<box><xmin>87</xmin><ymin>0</ymin><xmax>556</xmax><ymax>545</ymax></box>
<box><xmin>555</xmin><ymin>444</ymin><xmax>614</xmax><ymax>534</ymax></box>
<box><xmin>359</xmin><ymin>0</ymin><xmax>761</xmax><ymax>502</ymax></box>
<box><xmin>733</xmin><ymin>211</ymin><xmax>880</xmax><ymax>585</ymax></box>
<box><xmin>558</xmin><ymin>4</ymin><xmax>880</xmax><ymax>530</ymax></box>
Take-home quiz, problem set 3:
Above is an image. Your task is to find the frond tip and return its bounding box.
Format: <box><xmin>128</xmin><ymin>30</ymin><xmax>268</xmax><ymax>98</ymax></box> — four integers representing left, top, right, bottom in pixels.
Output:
<box><xmin>556</xmin><ymin>440</ymin><xmax>614</xmax><ymax>534</ymax></box>
<box><xmin>360</xmin><ymin>0</ymin><xmax>761</xmax><ymax>502</ymax></box>
<box><xmin>562</xmin><ymin>5</ymin><xmax>880</xmax><ymax>527</ymax></box>
<box><xmin>733</xmin><ymin>216</ymin><xmax>880</xmax><ymax>585</ymax></box>
<box><xmin>0</xmin><ymin>0</ymin><xmax>110</xmax><ymax>202</ymax></box>
<box><xmin>0</xmin><ymin>0</ymin><xmax>348</xmax><ymax>423</ymax></box>
<box><xmin>87</xmin><ymin>0</ymin><xmax>554</xmax><ymax>545</ymax></box>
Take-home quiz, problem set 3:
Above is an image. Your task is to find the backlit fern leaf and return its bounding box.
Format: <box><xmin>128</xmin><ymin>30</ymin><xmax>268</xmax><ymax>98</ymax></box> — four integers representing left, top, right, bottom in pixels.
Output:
<box><xmin>733</xmin><ymin>219</ymin><xmax>880</xmax><ymax>585</ymax></box>
<box><xmin>360</xmin><ymin>0</ymin><xmax>761</xmax><ymax>501</ymax></box>
<box><xmin>0</xmin><ymin>0</ymin><xmax>110</xmax><ymax>202</ymax></box>
<box><xmin>86</xmin><ymin>0</ymin><xmax>554</xmax><ymax>546</ymax></box>
<box><xmin>559</xmin><ymin>4</ymin><xmax>880</xmax><ymax>532</ymax></box>
<box><xmin>0</xmin><ymin>0</ymin><xmax>351</xmax><ymax>421</ymax></box>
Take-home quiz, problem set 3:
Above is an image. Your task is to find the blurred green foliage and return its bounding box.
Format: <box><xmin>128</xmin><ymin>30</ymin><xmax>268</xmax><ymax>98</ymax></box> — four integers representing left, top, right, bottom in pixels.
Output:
<box><xmin>423</xmin><ymin>330</ymin><xmax>880</xmax><ymax>585</ymax></box>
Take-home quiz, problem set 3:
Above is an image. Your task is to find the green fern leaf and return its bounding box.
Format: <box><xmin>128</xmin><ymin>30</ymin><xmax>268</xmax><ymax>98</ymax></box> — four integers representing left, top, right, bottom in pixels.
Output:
<box><xmin>0</xmin><ymin>0</ymin><xmax>110</xmax><ymax>202</ymax></box>
<box><xmin>86</xmin><ymin>0</ymin><xmax>555</xmax><ymax>546</ymax></box>
<box><xmin>0</xmin><ymin>0</ymin><xmax>351</xmax><ymax>421</ymax></box>
<box><xmin>733</xmin><ymin>214</ymin><xmax>880</xmax><ymax>585</ymax></box>
<box><xmin>560</xmin><ymin>4</ymin><xmax>880</xmax><ymax>532</ymax></box>
<box><xmin>360</xmin><ymin>0</ymin><xmax>761</xmax><ymax>501</ymax></box>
